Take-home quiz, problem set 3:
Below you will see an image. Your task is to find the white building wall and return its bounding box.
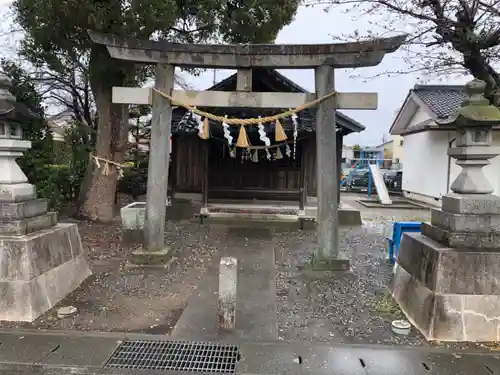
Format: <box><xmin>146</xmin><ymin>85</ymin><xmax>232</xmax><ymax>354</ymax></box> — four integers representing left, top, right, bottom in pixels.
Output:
<box><xmin>403</xmin><ymin>130</ymin><xmax>500</xmax><ymax>206</ymax></box>
<box><xmin>390</xmin><ymin>135</ymin><xmax>404</xmax><ymax>164</ymax></box>
<box><xmin>408</xmin><ymin>107</ymin><xmax>432</xmax><ymax>128</ymax></box>
<box><xmin>342</xmin><ymin>146</ymin><xmax>354</xmax><ymax>160</ymax></box>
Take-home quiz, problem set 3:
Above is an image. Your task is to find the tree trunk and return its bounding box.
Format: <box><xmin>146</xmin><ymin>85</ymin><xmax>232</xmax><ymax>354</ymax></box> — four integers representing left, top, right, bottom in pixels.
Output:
<box><xmin>78</xmin><ymin>53</ymin><xmax>130</xmax><ymax>222</ymax></box>
<box><xmin>72</xmin><ymin>155</ymin><xmax>95</xmax><ymax>215</ymax></box>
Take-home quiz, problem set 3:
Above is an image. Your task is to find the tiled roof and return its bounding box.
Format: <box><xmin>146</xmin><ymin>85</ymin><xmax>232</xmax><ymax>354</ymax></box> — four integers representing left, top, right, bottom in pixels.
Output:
<box><xmin>412</xmin><ymin>85</ymin><xmax>466</xmax><ymax>119</ymax></box>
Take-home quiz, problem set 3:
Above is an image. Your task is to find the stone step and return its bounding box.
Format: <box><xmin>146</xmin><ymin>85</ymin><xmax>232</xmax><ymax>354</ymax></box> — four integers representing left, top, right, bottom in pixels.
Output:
<box><xmin>422</xmin><ymin>222</ymin><xmax>500</xmax><ymax>249</ymax></box>
<box><xmin>0</xmin><ymin>183</ymin><xmax>36</xmax><ymax>202</ymax></box>
<box><xmin>208</xmin><ymin>207</ymin><xmax>299</xmax><ymax>215</ymax></box>
<box><xmin>431</xmin><ymin>208</ymin><xmax>500</xmax><ymax>233</ymax></box>
<box><xmin>0</xmin><ymin>199</ymin><xmax>47</xmax><ymax>220</ymax></box>
<box><xmin>442</xmin><ymin>193</ymin><xmax>500</xmax><ymax>214</ymax></box>
<box><xmin>0</xmin><ymin>212</ymin><xmax>57</xmax><ymax>236</ymax></box>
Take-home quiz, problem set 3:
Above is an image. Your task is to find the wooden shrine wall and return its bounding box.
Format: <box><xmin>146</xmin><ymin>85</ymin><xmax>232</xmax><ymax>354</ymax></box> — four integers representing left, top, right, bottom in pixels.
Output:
<box><xmin>172</xmin><ymin>133</ymin><xmax>332</xmax><ymax>199</ymax></box>
<box><xmin>173</xmin><ymin>134</ymin><xmax>205</xmax><ymax>192</ymax></box>
<box><xmin>304</xmin><ymin>136</ymin><xmax>317</xmax><ymax>196</ymax></box>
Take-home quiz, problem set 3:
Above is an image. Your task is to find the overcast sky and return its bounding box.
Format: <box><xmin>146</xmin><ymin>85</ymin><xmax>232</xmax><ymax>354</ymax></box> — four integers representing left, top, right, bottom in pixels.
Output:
<box><xmin>0</xmin><ymin>1</ymin><xmax>471</xmax><ymax>146</ymax></box>
<box><xmin>187</xmin><ymin>5</ymin><xmax>471</xmax><ymax>146</ymax></box>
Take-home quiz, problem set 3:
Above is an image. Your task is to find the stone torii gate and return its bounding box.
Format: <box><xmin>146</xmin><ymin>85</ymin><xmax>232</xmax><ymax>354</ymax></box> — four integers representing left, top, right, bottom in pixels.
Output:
<box><xmin>89</xmin><ymin>31</ymin><xmax>405</xmax><ymax>269</ymax></box>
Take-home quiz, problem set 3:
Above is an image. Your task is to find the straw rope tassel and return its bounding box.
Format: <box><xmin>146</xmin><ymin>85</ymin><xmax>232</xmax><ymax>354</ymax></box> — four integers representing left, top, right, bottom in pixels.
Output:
<box><xmin>275</xmin><ymin>147</ymin><xmax>283</xmax><ymax>160</ymax></box>
<box><xmin>199</xmin><ymin>117</ymin><xmax>210</xmax><ymax>139</ymax></box>
<box><xmin>251</xmin><ymin>150</ymin><xmax>259</xmax><ymax>163</ymax></box>
<box><xmin>274</xmin><ymin>119</ymin><xmax>287</xmax><ymax>141</ymax></box>
<box><xmin>236</xmin><ymin>125</ymin><xmax>250</xmax><ymax>148</ymax></box>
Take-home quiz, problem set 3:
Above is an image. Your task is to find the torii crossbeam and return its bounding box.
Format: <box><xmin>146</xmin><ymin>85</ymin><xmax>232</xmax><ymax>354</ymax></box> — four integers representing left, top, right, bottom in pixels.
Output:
<box><xmin>89</xmin><ymin>31</ymin><xmax>405</xmax><ymax>269</ymax></box>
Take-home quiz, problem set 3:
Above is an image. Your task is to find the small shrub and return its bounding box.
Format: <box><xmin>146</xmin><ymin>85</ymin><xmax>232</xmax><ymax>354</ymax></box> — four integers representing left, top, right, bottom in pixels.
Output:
<box><xmin>118</xmin><ymin>166</ymin><xmax>148</xmax><ymax>199</ymax></box>
<box><xmin>372</xmin><ymin>292</ymin><xmax>403</xmax><ymax>318</ymax></box>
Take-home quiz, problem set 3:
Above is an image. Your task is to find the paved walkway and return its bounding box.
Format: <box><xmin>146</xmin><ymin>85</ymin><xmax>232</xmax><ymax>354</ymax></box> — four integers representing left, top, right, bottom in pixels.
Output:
<box><xmin>0</xmin><ymin>330</ymin><xmax>499</xmax><ymax>374</ymax></box>
<box><xmin>170</xmin><ymin>225</ymin><xmax>277</xmax><ymax>341</ymax></box>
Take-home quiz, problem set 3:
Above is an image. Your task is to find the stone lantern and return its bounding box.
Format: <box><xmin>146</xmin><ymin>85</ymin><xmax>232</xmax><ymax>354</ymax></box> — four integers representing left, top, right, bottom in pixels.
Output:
<box><xmin>441</xmin><ymin>79</ymin><xmax>500</xmax><ymax>195</ymax></box>
<box><xmin>0</xmin><ymin>71</ymin><xmax>91</xmax><ymax>322</ymax></box>
<box><xmin>0</xmin><ymin>73</ymin><xmax>33</xmax><ymax>196</ymax></box>
<box><xmin>390</xmin><ymin>79</ymin><xmax>500</xmax><ymax>342</ymax></box>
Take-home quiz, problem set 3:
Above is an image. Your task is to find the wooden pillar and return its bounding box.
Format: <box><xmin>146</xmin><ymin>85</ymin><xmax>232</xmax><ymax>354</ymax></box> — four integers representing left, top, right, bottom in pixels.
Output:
<box><xmin>170</xmin><ymin>134</ymin><xmax>177</xmax><ymax>198</ymax></box>
<box><xmin>201</xmin><ymin>140</ymin><xmax>209</xmax><ymax>214</ymax></box>
<box><xmin>299</xmin><ymin>138</ymin><xmax>308</xmax><ymax>211</ymax></box>
<box><xmin>314</xmin><ymin>65</ymin><xmax>344</xmax><ymax>267</ymax></box>
<box><xmin>144</xmin><ymin>63</ymin><xmax>175</xmax><ymax>251</ymax></box>
<box><xmin>337</xmin><ymin>132</ymin><xmax>343</xmax><ymax>206</ymax></box>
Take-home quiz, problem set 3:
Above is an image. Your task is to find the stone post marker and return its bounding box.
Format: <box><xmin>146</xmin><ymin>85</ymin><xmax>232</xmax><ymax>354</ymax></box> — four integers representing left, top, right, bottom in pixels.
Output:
<box><xmin>391</xmin><ymin>79</ymin><xmax>500</xmax><ymax>341</ymax></box>
<box><xmin>218</xmin><ymin>256</ymin><xmax>237</xmax><ymax>330</ymax></box>
<box><xmin>0</xmin><ymin>72</ymin><xmax>91</xmax><ymax>322</ymax></box>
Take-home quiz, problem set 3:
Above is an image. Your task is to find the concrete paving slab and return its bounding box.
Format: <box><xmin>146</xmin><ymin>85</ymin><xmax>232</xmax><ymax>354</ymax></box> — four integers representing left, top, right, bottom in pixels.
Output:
<box><xmin>237</xmin><ymin>342</ymin><xmax>301</xmax><ymax>375</ymax></box>
<box><xmin>299</xmin><ymin>346</ymin><xmax>367</xmax><ymax>375</ymax></box>
<box><xmin>37</xmin><ymin>336</ymin><xmax>122</xmax><ymax>367</ymax></box>
<box><xmin>470</xmin><ymin>353</ymin><xmax>500</xmax><ymax>374</ymax></box>
<box><xmin>352</xmin><ymin>347</ymin><xmax>432</xmax><ymax>375</ymax></box>
<box><xmin>238</xmin><ymin>342</ymin><xmax>367</xmax><ymax>375</ymax></box>
<box><xmin>423</xmin><ymin>352</ymin><xmax>500</xmax><ymax>375</ymax></box>
<box><xmin>352</xmin><ymin>347</ymin><xmax>498</xmax><ymax>375</ymax></box>
<box><xmin>0</xmin><ymin>363</ymin><xmax>43</xmax><ymax>375</ymax></box>
<box><xmin>0</xmin><ymin>333</ymin><xmax>61</xmax><ymax>364</ymax></box>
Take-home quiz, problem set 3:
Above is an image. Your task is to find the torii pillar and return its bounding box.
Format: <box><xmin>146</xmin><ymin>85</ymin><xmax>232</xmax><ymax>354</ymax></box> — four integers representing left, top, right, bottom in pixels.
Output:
<box><xmin>88</xmin><ymin>31</ymin><xmax>406</xmax><ymax>268</ymax></box>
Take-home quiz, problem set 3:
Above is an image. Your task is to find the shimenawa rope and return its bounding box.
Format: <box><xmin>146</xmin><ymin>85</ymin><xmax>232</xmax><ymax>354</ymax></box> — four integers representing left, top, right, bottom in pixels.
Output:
<box><xmin>152</xmin><ymin>88</ymin><xmax>337</xmax><ymax>125</ymax></box>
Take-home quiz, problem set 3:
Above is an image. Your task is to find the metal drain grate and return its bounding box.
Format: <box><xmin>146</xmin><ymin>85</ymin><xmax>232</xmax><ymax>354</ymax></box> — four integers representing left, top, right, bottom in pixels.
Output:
<box><xmin>105</xmin><ymin>340</ymin><xmax>240</xmax><ymax>372</ymax></box>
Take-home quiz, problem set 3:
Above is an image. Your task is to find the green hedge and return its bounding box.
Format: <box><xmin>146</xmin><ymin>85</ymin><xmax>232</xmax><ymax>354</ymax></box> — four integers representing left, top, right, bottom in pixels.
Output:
<box><xmin>32</xmin><ymin>164</ymin><xmax>85</xmax><ymax>212</ymax></box>
<box><xmin>118</xmin><ymin>166</ymin><xmax>148</xmax><ymax>199</ymax></box>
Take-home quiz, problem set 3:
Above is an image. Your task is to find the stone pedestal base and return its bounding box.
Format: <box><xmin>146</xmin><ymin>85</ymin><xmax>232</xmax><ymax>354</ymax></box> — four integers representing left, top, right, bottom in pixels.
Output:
<box><xmin>391</xmin><ymin>232</ymin><xmax>500</xmax><ymax>342</ymax></box>
<box><xmin>0</xmin><ymin>223</ymin><xmax>91</xmax><ymax>322</ymax></box>
<box><xmin>129</xmin><ymin>248</ymin><xmax>172</xmax><ymax>266</ymax></box>
<box><xmin>310</xmin><ymin>253</ymin><xmax>350</xmax><ymax>271</ymax></box>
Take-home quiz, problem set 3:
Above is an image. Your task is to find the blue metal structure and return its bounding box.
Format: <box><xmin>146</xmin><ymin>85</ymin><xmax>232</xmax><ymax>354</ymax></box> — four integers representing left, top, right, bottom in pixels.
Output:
<box><xmin>386</xmin><ymin>221</ymin><xmax>422</xmax><ymax>263</ymax></box>
<box><xmin>367</xmin><ymin>172</ymin><xmax>372</xmax><ymax>196</ymax></box>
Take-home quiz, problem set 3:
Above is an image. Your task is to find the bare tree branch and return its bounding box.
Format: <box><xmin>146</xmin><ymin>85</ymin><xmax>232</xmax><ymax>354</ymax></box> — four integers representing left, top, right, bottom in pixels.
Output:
<box><xmin>307</xmin><ymin>0</ymin><xmax>500</xmax><ymax>103</ymax></box>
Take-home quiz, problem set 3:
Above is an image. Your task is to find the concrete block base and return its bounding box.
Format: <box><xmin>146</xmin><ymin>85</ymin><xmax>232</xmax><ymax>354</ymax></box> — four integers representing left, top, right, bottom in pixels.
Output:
<box><xmin>339</xmin><ymin>206</ymin><xmax>362</xmax><ymax>226</ymax></box>
<box><xmin>391</xmin><ymin>232</ymin><xmax>500</xmax><ymax>341</ymax></box>
<box><xmin>0</xmin><ymin>223</ymin><xmax>91</xmax><ymax>322</ymax></box>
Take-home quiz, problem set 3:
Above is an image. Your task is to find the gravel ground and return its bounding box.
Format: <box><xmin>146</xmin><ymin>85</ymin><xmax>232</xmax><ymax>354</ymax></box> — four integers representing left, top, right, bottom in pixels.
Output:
<box><xmin>2</xmin><ymin>194</ymin><xmax>498</xmax><ymax>349</ymax></box>
<box><xmin>0</xmin><ymin>218</ymin><xmax>222</xmax><ymax>334</ymax></box>
<box><xmin>275</xmin><ymin>219</ymin><xmax>429</xmax><ymax>346</ymax></box>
